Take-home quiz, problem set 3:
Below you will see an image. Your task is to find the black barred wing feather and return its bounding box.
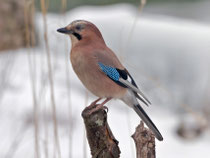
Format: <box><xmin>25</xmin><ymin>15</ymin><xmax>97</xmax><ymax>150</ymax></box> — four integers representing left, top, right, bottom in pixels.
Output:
<box><xmin>98</xmin><ymin>62</ymin><xmax>151</xmax><ymax>106</ymax></box>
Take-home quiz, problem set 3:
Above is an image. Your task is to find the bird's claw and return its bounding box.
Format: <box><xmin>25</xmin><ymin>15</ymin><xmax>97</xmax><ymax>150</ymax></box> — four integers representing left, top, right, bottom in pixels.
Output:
<box><xmin>103</xmin><ymin>106</ymin><xmax>108</xmax><ymax>113</ymax></box>
<box><xmin>87</xmin><ymin>104</ymin><xmax>109</xmax><ymax>115</ymax></box>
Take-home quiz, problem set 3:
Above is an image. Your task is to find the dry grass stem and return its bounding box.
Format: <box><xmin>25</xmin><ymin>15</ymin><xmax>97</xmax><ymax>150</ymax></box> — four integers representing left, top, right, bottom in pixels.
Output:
<box><xmin>24</xmin><ymin>0</ymin><xmax>40</xmax><ymax>158</ymax></box>
<box><xmin>40</xmin><ymin>0</ymin><xmax>61</xmax><ymax>157</ymax></box>
<box><xmin>59</xmin><ymin>0</ymin><xmax>73</xmax><ymax>157</ymax></box>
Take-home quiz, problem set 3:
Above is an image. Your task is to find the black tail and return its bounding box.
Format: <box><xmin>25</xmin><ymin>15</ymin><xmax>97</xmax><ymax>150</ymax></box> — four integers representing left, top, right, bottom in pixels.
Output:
<box><xmin>133</xmin><ymin>104</ymin><xmax>163</xmax><ymax>141</ymax></box>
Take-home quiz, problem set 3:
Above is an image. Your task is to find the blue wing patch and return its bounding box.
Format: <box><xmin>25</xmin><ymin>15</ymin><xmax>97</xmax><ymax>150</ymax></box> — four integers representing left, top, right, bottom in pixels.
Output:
<box><xmin>98</xmin><ymin>62</ymin><xmax>151</xmax><ymax>105</ymax></box>
<box><xmin>98</xmin><ymin>62</ymin><xmax>120</xmax><ymax>81</ymax></box>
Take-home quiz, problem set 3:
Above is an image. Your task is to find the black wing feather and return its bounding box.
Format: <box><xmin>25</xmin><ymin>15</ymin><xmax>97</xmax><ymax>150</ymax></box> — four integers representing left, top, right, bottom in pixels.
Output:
<box><xmin>116</xmin><ymin>69</ymin><xmax>150</xmax><ymax>106</ymax></box>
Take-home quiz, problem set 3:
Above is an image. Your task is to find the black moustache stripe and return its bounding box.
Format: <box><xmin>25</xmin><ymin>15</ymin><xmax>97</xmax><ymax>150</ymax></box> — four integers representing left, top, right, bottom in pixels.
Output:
<box><xmin>73</xmin><ymin>32</ymin><xmax>82</xmax><ymax>40</ymax></box>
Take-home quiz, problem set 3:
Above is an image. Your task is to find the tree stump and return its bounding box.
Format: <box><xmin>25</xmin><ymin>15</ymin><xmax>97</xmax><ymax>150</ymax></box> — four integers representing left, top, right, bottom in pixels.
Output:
<box><xmin>82</xmin><ymin>103</ymin><xmax>156</xmax><ymax>158</ymax></box>
<box><xmin>132</xmin><ymin>121</ymin><xmax>156</xmax><ymax>158</ymax></box>
<box><xmin>82</xmin><ymin>104</ymin><xmax>120</xmax><ymax>158</ymax></box>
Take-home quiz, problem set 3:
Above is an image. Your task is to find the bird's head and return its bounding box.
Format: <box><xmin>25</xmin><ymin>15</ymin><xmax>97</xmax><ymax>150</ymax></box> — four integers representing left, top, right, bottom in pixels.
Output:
<box><xmin>57</xmin><ymin>20</ymin><xmax>105</xmax><ymax>47</ymax></box>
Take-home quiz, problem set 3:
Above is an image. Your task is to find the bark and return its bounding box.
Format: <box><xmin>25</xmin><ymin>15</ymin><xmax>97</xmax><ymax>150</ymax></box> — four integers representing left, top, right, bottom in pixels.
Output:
<box><xmin>82</xmin><ymin>104</ymin><xmax>120</xmax><ymax>158</ymax></box>
<box><xmin>132</xmin><ymin>121</ymin><xmax>156</xmax><ymax>158</ymax></box>
<box><xmin>82</xmin><ymin>103</ymin><xmax>156</xmax><ymax>158</ymax></box>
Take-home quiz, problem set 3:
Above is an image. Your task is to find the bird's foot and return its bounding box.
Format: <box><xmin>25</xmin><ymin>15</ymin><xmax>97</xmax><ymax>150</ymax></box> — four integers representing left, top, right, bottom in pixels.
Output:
<box><xmin>88</xmin><ymin>104</ymin><xmax>107</xmax><ymax>115</ymax></box>
<box><xmin>87</xmin><ymin>98</ymin><xmax>112</xmax><ymax>115</ymax></box>
<box><xmin>103</xmin><ymin>106</ymin><xmax>108</xmax><ymax>113</ymax></box>
<box><xmin>88</xmin><ymin>98</ymin><xmax>102</xmax><ymax>108</ymax></box>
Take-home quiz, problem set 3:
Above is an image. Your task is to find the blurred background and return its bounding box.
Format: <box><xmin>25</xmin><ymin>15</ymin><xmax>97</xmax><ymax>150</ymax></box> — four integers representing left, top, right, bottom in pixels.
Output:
<box><xmin>0</xmin><ymin>0</ymin><xmax>210</xmax><ymax>157</ymax></box>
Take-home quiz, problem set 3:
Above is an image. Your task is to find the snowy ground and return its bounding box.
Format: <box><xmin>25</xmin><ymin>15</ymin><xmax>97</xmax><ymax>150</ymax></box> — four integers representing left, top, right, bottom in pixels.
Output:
<box><xmin>0</xmin><ymin>4</ymin><xmax>210</xmax><ymax>158</ymax></box>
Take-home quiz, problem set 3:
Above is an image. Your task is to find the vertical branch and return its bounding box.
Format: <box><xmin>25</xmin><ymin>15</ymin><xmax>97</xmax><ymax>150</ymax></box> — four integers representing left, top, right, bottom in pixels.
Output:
<box><xmin>132</xmin><ymin>121</ymin><xmax>156</xmax><ymax>158</ymax></box>
<box><xmin>61</xmin><ymin>0</ymin><xmax>67</xmax><ymax>14</ymax></box>
<box><xmin>82</xmin><ymin>104</ymin><xmax>120</xmax><ymax>158</ymax></box>
<box><xmin>65</xmin><ymin>42</ymin><xmax>73</xmax><ymax>158</ymax></box>
<box><xmin>129</xmin><ymin>0</ymin><xmax>146</xmax><ymax>36</ymax></box>
<box><xmin>40</xmin><ymin>0</ymin><xmax>61</xmax><ymax>158</ymax></box>
<box><xmin>126</xmin><ymin>0</ymin><xmax>147</xmax><ymax>49</ymax></box>
<box><xmin>59</xmin><ymin>0</ymin><xmax>73</xmax><ymax>157</ymax></box>
<box><xmin>24</xmin><ymin>0</ymin><xmax>40</xmax><ymax>158</ymax></box>
<box><xmin>30</xmin><ymin>0</ymin><xmax>36</xmax><ymax>47</ymax></box>
<box><xmin>119</xmin><ymin>1</ymin><xmax>147</xmax><ymax>156</ymax></box>
<box><xmin>121</xmin><ymin>0</ymin><xmax>147</xmax><ymax>59</ymax></box>
<box><xmin>65</xmin><ymin>39</ymin><xmax>73</xmax><ymax>158</ymax></box>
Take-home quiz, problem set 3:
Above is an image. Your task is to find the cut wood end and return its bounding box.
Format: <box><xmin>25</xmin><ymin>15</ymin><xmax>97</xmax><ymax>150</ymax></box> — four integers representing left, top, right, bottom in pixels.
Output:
<box><xmin>132</xmin><ymin>121</ymin><xmax>155</xmax><ymax>142</ymax></box>
<box><xmin>132</xmin><ymin>121</ymin><xmax>156</xmax><ymax>158</ymax></box>
<box><xmin>82</xmin><ymin>104</ymin><xmax>120</xmax><ymax>158</ymax></box>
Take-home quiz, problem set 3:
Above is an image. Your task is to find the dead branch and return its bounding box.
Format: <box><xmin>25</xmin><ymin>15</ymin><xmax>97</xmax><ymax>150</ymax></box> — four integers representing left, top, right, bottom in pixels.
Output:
<box><xmin>82</xmin><ymin>103</ymin><xmax>156</xmax><ymax>158</ymax></box>
<box><xmin>132</xmin><ymin>121</ymin><xmax>156</xmax><ymax>158</ymax></box>
<box><xmin>82</xmin><ymin>104</ymin><xmax>120</xmax><ymax>158</ymax></box>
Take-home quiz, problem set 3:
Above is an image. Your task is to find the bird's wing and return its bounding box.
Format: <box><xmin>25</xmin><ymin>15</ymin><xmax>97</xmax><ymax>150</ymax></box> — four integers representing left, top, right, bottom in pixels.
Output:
<box><xmin>98</xmin><ymin>62</ymin><xmax>151</xmax><ymax>106</ymax></box>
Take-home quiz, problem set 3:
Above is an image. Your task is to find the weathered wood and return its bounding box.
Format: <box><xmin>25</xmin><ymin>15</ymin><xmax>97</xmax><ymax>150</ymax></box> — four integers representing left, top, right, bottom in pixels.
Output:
<box><xmin>82</xmin><ymin>104</ymin><xmax>120</xmax><ymax>158</ymax></box>
<box><xmin>132</xmin><ymin>121</ymin><xmax>156</xmax><ymax>158</ymax></box>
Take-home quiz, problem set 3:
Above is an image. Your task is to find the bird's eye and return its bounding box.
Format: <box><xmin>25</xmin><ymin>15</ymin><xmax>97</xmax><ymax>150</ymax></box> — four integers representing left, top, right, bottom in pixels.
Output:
<box><xmin>75</xmin><ymin>25</ymin><xmax>82</xmax><ymax>31</ymax></box>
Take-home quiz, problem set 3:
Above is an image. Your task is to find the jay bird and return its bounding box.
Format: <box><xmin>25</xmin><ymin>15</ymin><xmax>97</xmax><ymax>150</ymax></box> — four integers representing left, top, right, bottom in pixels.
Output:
<box><xmin>57</xmin><ymin>20</ymin><xmax>163</xmax><ymax>141</ymax></box>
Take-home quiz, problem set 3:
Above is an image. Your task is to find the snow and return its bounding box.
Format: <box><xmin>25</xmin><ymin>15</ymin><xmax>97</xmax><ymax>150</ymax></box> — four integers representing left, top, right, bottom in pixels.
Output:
<box><xmin>0</xmin><ymin>4</ymin><xmax>210</xmax><ymax>158</ymax></box>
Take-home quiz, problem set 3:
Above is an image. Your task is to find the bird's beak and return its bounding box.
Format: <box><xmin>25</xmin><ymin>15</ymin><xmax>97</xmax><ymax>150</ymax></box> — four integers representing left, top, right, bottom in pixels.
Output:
<box><xmin>57</xmin><ymin>27</ymin><xmax>73</xmax><ymax>34</ymax></box>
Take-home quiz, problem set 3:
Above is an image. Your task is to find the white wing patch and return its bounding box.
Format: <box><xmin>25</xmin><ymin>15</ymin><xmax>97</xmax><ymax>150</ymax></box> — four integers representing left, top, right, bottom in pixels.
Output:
<box><xmin>119</xmin><ymin>78</ymin><xmax>151</xmax><ymax>105</ymax></box>
<box><xmin>127</xmin><ymin>75</ymin><xmax>132</xmax><ymax>83</ymax></box>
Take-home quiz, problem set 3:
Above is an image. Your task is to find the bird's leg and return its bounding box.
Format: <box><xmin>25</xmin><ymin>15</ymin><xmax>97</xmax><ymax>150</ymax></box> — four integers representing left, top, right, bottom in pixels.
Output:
<box><xmin>98</xmin><ymin>97</ymin><xmax>112</xmax><ymax>112</ymax></box>
<box><xmin>99</xmin><ymin>97</ymin><xmax>112</xmax><ymax>107</ymax></box>
<box><xmin>89</xmin><ymin>97</ymin><xmax>102</xmax><ymax>108</ymax></box>
<box><xmin>88</xmin><ymin>98</ymin><xmax>112</xmax><ymax>114</ymax></box>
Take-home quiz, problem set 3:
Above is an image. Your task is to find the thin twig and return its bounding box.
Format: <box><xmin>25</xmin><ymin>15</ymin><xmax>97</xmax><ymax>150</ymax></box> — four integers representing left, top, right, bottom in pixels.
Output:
<box><xmin>24</xmin><ymin>0</ymin><xmax>40</xmax><ymax>158</ymax></box>
<box><xmin>59</xmin><ymin>0</ymin><xmax>73</xmax><ymax>157</ymax></box>
<box><xmin>40</xmin><ymin>0</ymin><xmax>61</xmax><ymax>157</ymax></box>
<box><xmin>65</xmin><ymin>42</ymin><xmax>73</xmax><ymax>158</ymax></box>
<box><xmin>121</xmin><ymin>0</ymin><xmax>147</xmax><ymax>59</ymax></box>
<box><xmin>121</xmin><ymin>1</ymin><xmax>147</xmax><ymax>156</ymax></box>
<box><xmin>126</xmin><ymin>0</ymin><xmax>146</xmax><ymax>45</ymax></box>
